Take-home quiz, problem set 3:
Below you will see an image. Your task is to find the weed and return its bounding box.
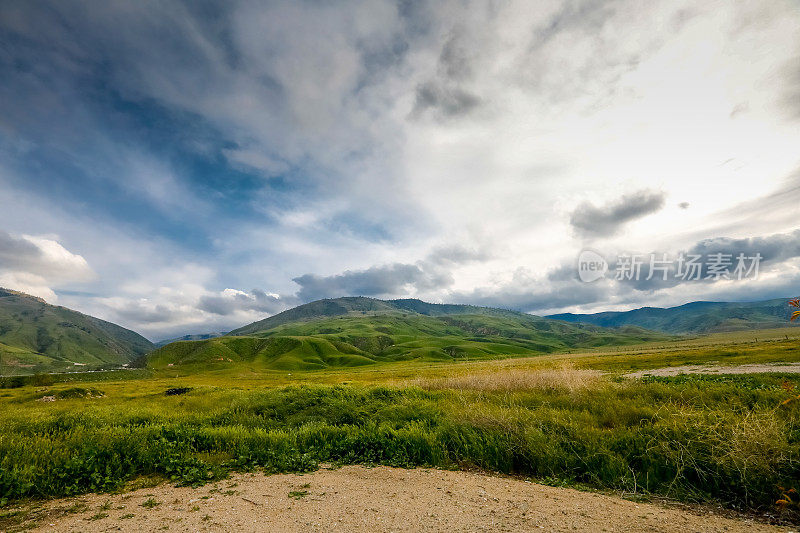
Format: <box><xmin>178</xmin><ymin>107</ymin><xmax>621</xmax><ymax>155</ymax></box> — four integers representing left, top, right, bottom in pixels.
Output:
<box><xmin>141</xmin><ymin>498</ymin><xmax>160</xmax><ymax>509</ymax></box>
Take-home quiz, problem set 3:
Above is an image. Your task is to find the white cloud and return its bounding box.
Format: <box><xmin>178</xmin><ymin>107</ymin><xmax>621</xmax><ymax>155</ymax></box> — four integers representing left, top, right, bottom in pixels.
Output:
<box><xmin>0</xmin><ymin>230</ymin><xmax>93</xmax><ymax>301</ymax></box>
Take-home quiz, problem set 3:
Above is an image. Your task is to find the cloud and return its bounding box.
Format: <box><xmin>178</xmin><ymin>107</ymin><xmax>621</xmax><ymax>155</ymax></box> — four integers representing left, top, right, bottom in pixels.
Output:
<box><xmin>688</xmin><ymin>230</ymin><xmax>800</xmax><ymax>266</ymax></box>
<box><xmin>412</xmin><ymin>81</ymin><xmax>482</xmax><ymax>118</ymax></box>
<box><xmin>707</xmin><ymin>169</ymin><xmax>800</xmax><ymax>236</ymax></box>
<box><xmin>92</xmin><ymin>285</ymin><xmax>296</xmax><ymax>340</ymax></box>
<box><xmin>425</xmin><ymin>242</ymin><xmax>493</xmax><ymax>266</ymax></box>
<box><xmin>438</xmin><ymin>32</ymin><xmax>474</xmax><ymax>82</ymax></box>
<box><xmin>570</xmin><ymin>190</ymin><xmax>666</xmax><ymax>238</ymax></box>
<box><xmin>293</xmin><ymin>263</ymin><xmax>452</xmax><ymax>302</ymax></box>
<box><xmin>222</xmin><ymin>147</ymin><xmax>289</xmax><ymax>178</ymax></box>
<box><xmin>779</xmin><ymin>55</ymin><xmax>800</xmax><ymax>122</ymax></box>
<box><xmin>198</xmin><ymin>288</ymin><xmax>292</xmax><ymax>316</ymax></box>
<box><xmin>0</xmin><ymin>1</ymin><xmax>798</xmax><ymax>338</ymax></box>
<box><xmin>450</xmin><ymin>270</ymin><xmax>612</xmax><ymax>314</ymax></box>
<box><xmin>290</xmin><ymin>240</ymin><xmax>494</xmax><ymax>301</ymax></box>
<box><xmin>110</xmin><ymin>301</ymin><xmax>178</xmax><ymax>324</ymax></box>
<box><xmin>410</xmin><ymin>29</ymin><xmax>483</xmax><ymax>119</ymax></box>
<box><xmin>0</xmin><ymin>230</ymin><xmax>42</xmax><ymax>271</ymax></box>
<box><xmin>0</xmin><ymin>230</ymin><xmax>93</xmax><ymax>300</ymax></box>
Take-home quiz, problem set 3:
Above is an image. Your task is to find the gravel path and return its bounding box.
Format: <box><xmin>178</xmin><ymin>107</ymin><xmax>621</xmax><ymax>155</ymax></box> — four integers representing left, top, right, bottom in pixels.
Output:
<box><xmin>13</xmin><ymin>466</ymin><xmax>791</xmax><ymax>532</ymax></box>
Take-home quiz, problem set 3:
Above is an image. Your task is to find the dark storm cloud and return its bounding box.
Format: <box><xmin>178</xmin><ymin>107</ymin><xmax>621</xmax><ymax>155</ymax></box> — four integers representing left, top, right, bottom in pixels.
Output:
<box><xmin>688</xmin><ymin>230</ymin><xmax>800</xmax><ymax>265</ymax></box>
<box><xmin>293</xmin><ymin>263</ymin><xmax>453</xmax><ymax>302</ymax></box>
<box><xmin>570</xmin><ymin>190</ymin><xmax>666</xmax><ymax>238</ymax></box>
<box><xmin>290</xmin><ymin>241</ymin><xmax>493</xmax><ymax>302</ymax></box>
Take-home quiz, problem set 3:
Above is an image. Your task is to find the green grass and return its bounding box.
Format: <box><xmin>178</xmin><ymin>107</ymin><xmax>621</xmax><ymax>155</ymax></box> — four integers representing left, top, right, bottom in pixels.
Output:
<box><xmin>1</xmin><ymin>328</ymin><xmax>799</xmax><ymax>521</ymax></box>
<box><xmin>0</xmin><ymin>371</ymin><xmax>798</xmax><ymax>514</ymax></box>
<box><xmin>141</xmin><ymin>497</ymin><xmax>160</xmax><ymax>509</ymax></box>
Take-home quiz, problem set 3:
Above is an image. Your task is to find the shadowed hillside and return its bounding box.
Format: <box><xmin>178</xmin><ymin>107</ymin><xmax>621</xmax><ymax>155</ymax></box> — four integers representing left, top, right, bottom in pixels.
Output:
<box><xmin>0</xmin><ymin>288</ymin><xmax>154</xmax><ymax>375</ymax></box>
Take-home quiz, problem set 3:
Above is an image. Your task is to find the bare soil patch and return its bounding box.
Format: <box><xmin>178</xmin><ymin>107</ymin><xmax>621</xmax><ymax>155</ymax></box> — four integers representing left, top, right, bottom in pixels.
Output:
<box><xmin>6</xmin><ymin>466</ymin><xmax>792</xmax><ymax>532</ymax></box>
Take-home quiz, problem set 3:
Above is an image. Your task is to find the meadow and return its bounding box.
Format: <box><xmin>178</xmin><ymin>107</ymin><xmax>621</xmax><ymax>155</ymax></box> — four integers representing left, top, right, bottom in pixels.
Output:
<box><xmin>1</xmin><ymin>328</ymin><xmax>800</xmax><ymax>525</ymax></box>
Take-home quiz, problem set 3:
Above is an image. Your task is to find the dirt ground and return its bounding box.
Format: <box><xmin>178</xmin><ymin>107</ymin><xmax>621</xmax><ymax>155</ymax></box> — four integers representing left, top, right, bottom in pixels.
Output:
<box><xmin>5</xmin><ymin>465</ymin><xmax>793</xmax><ymax>532</ymax></box>
<box><xmin>626</xmin><ymin>362</ymin><xmax>800</xmax><ymax>378</ymax></box>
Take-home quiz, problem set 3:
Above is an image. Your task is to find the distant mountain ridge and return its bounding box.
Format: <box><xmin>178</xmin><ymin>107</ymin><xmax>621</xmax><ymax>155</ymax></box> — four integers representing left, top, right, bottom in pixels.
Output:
<box><xmin>547</xmin><ymin>298</ymin><xmax>799</xmax><ymax>334</ymax></box>
<box><xmin>155</xmin><ymin>332</ymin><xmax>224</xmax><ymax>347</ymax></box>
<box><xmin>148</xmin><ymin>297</ymin><xmax>670</xmax><ymax>372</ymax></box>
<box><xmin>0</xmin><ymin>288</ymin><xmax>155</xmax><ymax>375</ymax></box>
<box><xmin>228</xmin><ymin>296</ymin><xmax>525</xmax><ymax>336</ymax></box>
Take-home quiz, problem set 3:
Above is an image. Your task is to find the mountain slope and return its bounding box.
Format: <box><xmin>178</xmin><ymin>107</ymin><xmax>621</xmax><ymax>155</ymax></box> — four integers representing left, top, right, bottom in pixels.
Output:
<box><xmin>0</xmin><ymin>288</ymin><xmax>155</xmax><ymax>375</ymax></box>
<box><xmin>547</xmin><ymin>298</ymin><xmax>799</xmax><ymax>334</ymax></box>
<box><xmin>228</xmin><ymin>297</ymin><xmax>402</xmax><ymax>336</ymax></box>
<box><xmin>151</xmin><ymin>297</ymin><xmax>670</xmax><ymax>371</ymax></box>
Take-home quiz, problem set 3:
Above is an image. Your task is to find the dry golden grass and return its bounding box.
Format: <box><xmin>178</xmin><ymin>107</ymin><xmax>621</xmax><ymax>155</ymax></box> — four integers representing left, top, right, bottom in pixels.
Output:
<box><xmin>409</xmin><ymin>365</ymin><xmax>603</xmax><ymax>393</ymax></box>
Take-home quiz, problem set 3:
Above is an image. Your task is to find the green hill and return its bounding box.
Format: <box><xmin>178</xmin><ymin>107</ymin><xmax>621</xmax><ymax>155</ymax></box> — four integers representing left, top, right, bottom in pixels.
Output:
<box><xmin>547</xmin><ymin>298</ymin><xmax>800</xmax><ymax>334</ymax></box>
<box><xmin>0</xmin><ymin>288</ymin><xmax>155</xmax><ymax>375</ymax></box>
<box><xmin>149</xmin><ymin>297</ymin><xmax>670</xmax><ymax>371</ymax></box>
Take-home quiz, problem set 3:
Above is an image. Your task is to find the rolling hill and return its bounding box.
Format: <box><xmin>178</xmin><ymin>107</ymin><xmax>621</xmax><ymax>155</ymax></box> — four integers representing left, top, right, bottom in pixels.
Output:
<box><xmin>148</xmin><ymin>297</ymin><xmax>670</xmax><ymax>371</ymax></box>
<box><xmin>0</xmin><ymin>288</ymin><xmax>155</xmax><ymax>375</ymax></box>
<box><xmin>547</xmin><ymin>298</ymin><xmax>799</xmax><ymax>334</ymax></box>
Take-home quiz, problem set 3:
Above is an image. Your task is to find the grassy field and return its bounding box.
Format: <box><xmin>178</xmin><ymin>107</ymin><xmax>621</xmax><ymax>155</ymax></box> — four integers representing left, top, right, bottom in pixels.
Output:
<box><xmin>1</xmin><ymin>327</ymin><xmax>800</xmax><ymax>523</ymax></box>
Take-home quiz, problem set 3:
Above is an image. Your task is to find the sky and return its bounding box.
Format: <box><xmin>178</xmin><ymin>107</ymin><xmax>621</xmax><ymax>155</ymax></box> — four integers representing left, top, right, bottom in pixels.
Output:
<box><xmin>0</xmin><ymin>0</ymin><xmax>799</xmax><ymax>341</ymax></box>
